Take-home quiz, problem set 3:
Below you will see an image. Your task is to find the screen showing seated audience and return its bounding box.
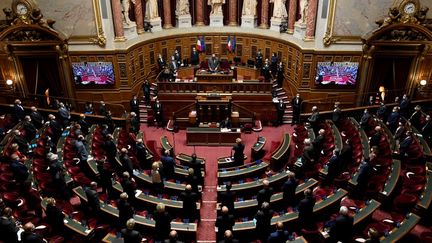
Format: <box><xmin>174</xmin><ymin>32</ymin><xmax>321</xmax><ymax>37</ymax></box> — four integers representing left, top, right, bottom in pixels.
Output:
<box><xmin>315</xmin><ymin>62</ymin><xmax>359</xmax><ymax>86</ymax></box>
<box><xmin>72</xmin><ymin>62</ymin><xmax>115</xmax><ymax>86</ymax></box>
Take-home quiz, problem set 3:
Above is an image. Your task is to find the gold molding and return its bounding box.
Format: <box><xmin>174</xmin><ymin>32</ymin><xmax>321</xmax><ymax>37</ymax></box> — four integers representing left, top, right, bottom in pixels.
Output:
<box><xmin>323</xmin><ymin>0</ymin><xmax>362</xmax><ymax>47</ymax></box>
<box><xmin>69</xmin><ymin>0</ymin><xmax>106</xmax><ymax>47</ymax></box>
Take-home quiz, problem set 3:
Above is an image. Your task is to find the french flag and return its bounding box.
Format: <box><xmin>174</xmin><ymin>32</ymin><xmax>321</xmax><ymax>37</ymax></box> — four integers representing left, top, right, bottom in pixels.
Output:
<box><xmin>232</xmin><ymin>36</ymin><xmax>236</xmax><ymax>52</ymax></box>
<box><xmin>196</xmin><ymin>36</ymin><xmax>202</xmax><ymax>52</ymax></box>
<box><xmin>227</xmin><ymin>36</ymin><xmax>232</xmax><ymax>52</ymax></box>
<box><xmin>201</xmin><ymin>36</ymin><xmax>206</xmax><ymax>52</ymax></box>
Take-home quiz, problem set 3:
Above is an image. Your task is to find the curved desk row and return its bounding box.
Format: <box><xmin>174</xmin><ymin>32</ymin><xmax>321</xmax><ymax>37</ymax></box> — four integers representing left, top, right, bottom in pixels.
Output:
<box><xmin>176</xmin><ymin>153</ymin><xmax>205</xmax><ymax>166</ymax></box>
<box><xmin>349</xmin><ymin>117</ymin><xmax>370</xmax><ymax>158</ymax></box>
<box><xmin>375</xmin><ymin>119</ymin><xmax>396</xmax><ymax>152</ymax></box>
<box><xmin>271</xmin><ymin>133</ymin><xmax>291</xmax><ymax>170</ymax></box>
<box><xmin>217</xmin><ymin>161</ymin><xmax>269</xmax><ymax>183</ymax></box>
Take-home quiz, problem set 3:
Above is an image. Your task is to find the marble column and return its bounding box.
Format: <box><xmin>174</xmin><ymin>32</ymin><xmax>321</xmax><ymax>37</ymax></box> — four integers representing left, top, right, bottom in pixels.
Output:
<box><xmin>305</xmin><ymin>0</ymin><xmax>318</xmax><ymax>40</ymax></box>
<box><xmin>228</xmin><ymin>0</ymin><xmax>238</xmax><ymax>26</ymax></box>
<box><xmin>259</xmin><ymin>0</ymin><xmax>269</xmax><ymax>28</ymax></box>
<box><xmin>134</xmin><ymin>0</ymin><xmax>144</xmax><ymax>34</ymax></box>
<box><xmin>111</xmin><ymin>0</ymin><xmax>125</xmax><ymax>41</ymax></box>
<box><xmin>163</xmin><ymin>0</ymin><xmax>173</xmax><ymax>28</ymax></box>
<box><xmin>195</xmin><ymin>0</ymin><xmax>205</xmax><ymax>26</ymax></box>
<box><xmin>287</xmin><ymin>0</ymin><xmax>297</xmax><ymax>34</ymax></box>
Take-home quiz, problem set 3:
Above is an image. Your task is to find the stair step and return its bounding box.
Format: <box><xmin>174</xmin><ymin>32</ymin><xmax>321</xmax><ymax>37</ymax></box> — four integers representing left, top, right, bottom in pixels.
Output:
<box><xmin>283</xmin><ymin>120</ymin><xmax>292</xmax><ymax>124</ymax></box>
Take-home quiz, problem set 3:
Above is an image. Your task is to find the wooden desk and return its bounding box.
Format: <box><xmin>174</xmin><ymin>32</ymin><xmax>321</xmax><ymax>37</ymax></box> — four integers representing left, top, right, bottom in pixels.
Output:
<box><xmin>416</xmin><ymin>170</ymin><xmax>432</xmax><ymax>213</ymax></box>
<box><xmin>380</xmin><ymin>213</ymin><xmax>420</xmax><ymax>243</ymax></box>
<box><xmin>160</xmin><ymin>135</ymin><xmax>174</xmax><ymax>155</ymax></box>
<box><xmin>195</xmin><ymin>69</ymin><xmax>234</xmax><ymax>83</ymax></box>
<box><xmin>176</xmin><ymin>66</ymin><xmax>196</xmax><ymax>79</ymax></box>
<box><xmin>217</xmin><ymin>161</ymin><xmax>268</xmax><ymax>183</ymax></box>
<box><xmin>251</xmin><ymin>136</ymin><xmax>266</xmax><ymax>161</ymax></box>
<box><xmin>236</xmin><ymin>66</ymin><xmax>261</xmax><ymax>80</ymax></box>
<box><xmin>186</xmin><ymin>127</ymin><xmax>241</xmax><ymax>146</ymax></box>
<box><xmin>271</xmin><ymin>133</ymin><xmax>291</xmax><ymax>170</ymax></box>
<box><xmin>380</xmin><ymin>159</ymin><xmax>401</xmax><ymax>199</ymax></box>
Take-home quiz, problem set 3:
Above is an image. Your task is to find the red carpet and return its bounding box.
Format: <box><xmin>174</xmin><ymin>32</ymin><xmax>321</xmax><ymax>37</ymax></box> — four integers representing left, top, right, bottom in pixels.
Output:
<box><xmin>140</xmin><ymin>124</ymin><xmax>294</xmax><ymax>241</ymax></box>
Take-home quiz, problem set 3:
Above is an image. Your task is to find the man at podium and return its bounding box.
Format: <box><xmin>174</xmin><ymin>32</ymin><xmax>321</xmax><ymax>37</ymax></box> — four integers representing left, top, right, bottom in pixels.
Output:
<box><xmin>220</xmin><ymin>117</ymin><xmax>232</xmax><ymax>129</ymax></box>
<box><xmin>208</xmin><ymin>53</ymin><xmax>220</xmax><ymax>73</ymax></box>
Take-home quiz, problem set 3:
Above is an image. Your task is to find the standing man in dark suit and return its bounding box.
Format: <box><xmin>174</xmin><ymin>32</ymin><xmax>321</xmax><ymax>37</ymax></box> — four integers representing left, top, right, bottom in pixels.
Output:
<box><xmin>254</xmin><ymin>202</ymin><xmax>274</xmax><ymax>242</ymax></box>
<box><xmin>58</xmin><ymin>102</ymin><xmax>71</xmax><ymax>127</ymax></box>
<box><xmin>169</xmin><ymin>56</ymin><xmax>179</xmax><ymax>74</ymax></box>
<box><xmin>130</xmin><ymin>95</ymin><xmax>140</xmax><ymax>115</ymax></box>
<box><xmin>208</xmin><ymin>53</ymin><xmax>220</xmax><ymax>72</ymax></box>
<box><xmin>255</xmin><ymin>50</ymin><xmax>263</xmax><ymax>69</ymax></box>
<box><xmin>386</xmin><ymin>106</ymin><xmax>400</xmax><ymax>133</ymax></box>
<box><xmin>47</xmin><ymin>114</ymin><xmax>63</xmax><ymax>143</ymax></box>
<box><xmin>329</xmin><ymin>206</ymin><xmax>354</xmax><ymax>243</ymax></box>
<box><xmin>268</xmin><ymin>221</ymin><xmax>290</xmax><ymax>242</ymax></box>
<box><xmin>324</xmin><ymin>149</ymin><xmax>341</xmax><ymax>186</ymax></box>
<box><xmin>332</xmin><ymin>102</ymin><xmax>342</xmax><ymax>126</ymax></box>
<box><xmin>121</xmin><ymin>219</ymin><xmax>143</xmax><ymax>243</ymax></box>
<box><xmin>74</xmin><ymin>135</ymin><xmax>89</xmax><ymax>162</ymax></box>
<box><xmin>312</xmin><ymin>129</ymin><xmax>325</xmax><ymax>155</ymax></box>
<box><xmin>399</xmin><ymin>130</ymin><xmax>413</xmax><ymax>157</ymax></box>
<box><xmin>154</xmin><ymin>99</ymin><xmax>163</xmax><ymax>127</ymax></box>
<box><xmin>270</xmin><ymin>52</ymin><xmax>278</xmax><ymax>75</ymax></box>
<box><xmin>22</xmin><ymin>116</ymin><xmax>37</xmax><ymax>142</ymax></box>
<box><xmin>181</xmin><ymin>185</ymin><xmax>199</xmax><ymax>222</ymax></box>
<box><xmin>120</xmin><ymin>172</ymin><xmax>136</xmax><ymax>204</ymax></box>
<box><xmin>174</xmin><ymin>49</ymin><xmax>182</xmax><ymax>67</ymax></box>
<box><xmin>409</xmin><ymin>105</ymin><xmax>423</xmax><ymax>131</ymax></box>
<box><xmin>13</xmin><ymin>99</ymin><xmax>25</xmax><ymax>122</ymax></box>
<box><xmin>282</xmin><ymin>172</ymin><xmax>298</xmax><ymax>208</ymax></box>
<box><xmin>130</xmin><ymin>112</ymin><xmax>140</xmax><ymax>134</ymax></box>
<box><xmin>117</xmin><ymin>192</ymin><xmax>134</xmax><ymax>230</ymax></box>
<box><xmin>0</xmin><ymin>207</ymin><xmax>19</xmax><ymax>243</ymax></box>
<box><xmin>220</xmin><ymin>182</ymin><xmax>236</xmax><ymax>214</ymax></box>
<box><xmin>104</xmin><ymin>134</ymin><xmax>118</xmax><ymax>166</ymax></box>
<box><xmin>30</xmin><ymin>106</ymin><xmax>44</xmax><ymax>129</ymax></box>
<box><xmin>276</xmin><ymin>99</ymin><xmax>286</xmax><ymax>126</ymax></box>
<box><xmin>257</xmin><ymin>179</ymin><xmax>274</xmax><ymax>209</ymax></box>
<box><xmin>232</xmin><ymin>138</ymin><xmax>245</xmax><ymax>166</ymax></box>
<box><xmin>376</xmin><ymin>102</ymin><xmax>387</xmax><ymax>121</ymax></box>
<box><xmin>220</xmin><ymin>117</ymin><xmax>232</xmax><ymax>129</ymax></box>
<box><xmin>261</xmin><ymin>59</ymin><xmax>271</xmax><ymax>81</ymax></box>
<box><xmin>85</xmin><ymin>182</ymin><xmax>101</xmax><ymax>216</ymax></box>
<box><xmin>157</xmin><ymin>53</ymin><xmax>166</xmax><ymax>71</ymax></box>
<box><xmin>99</xmin><ymin>101</ymin><xmax>108</xmax><ymax>117</ymax></box>
<box><xmin>154</xmin><ymin>203</ymin><xmax>171</xmax><ymax>241</ymax></box>
<box><xmin>161</xmin><ymin>149</ymin><xmax>176</xmax><ymax>180</ymax></box>
<box><xmin>142</xmin><ymin>80</ymin><xmax>151</xmax><ymax>106</ymax></box>
<box><xmin>307</xmin><ymin>106</ymin><xmax>320</xmax><ymax>133</ymax></box>
<box><xmin>45</xmin><ymin>198</ymin><xmax>65</xmax><ymax>233</ymax></box>
<box><xmin>355</xmin><ymin>155</ymin><xmax>374</xmax><ymax>199</ymax></box>
<box><xmin>119</xmin><ymin>148</ymin><xmax>134</xmax><ymax>177</ymax></box>
<box><xmin>77</xmin><ymin>114</ymin><xmax>90</xmax><ymax>135</ymax></box>
<box><xmin>298</xmin><ymin>189</ymin><xmax>316</xmax><ymax>231</ymax></box>
<box><xmin>399</xmin><ymin>94</ymin><xmax>410</xmax><ymax>118</ymax></box>
<box><xmin>135</xmin><ymin>138</ymin><xmax>149</xmax><ymax>169</ymax></box>
<box><xmin>360</xmin><ymin>109</ymin><xmax>372</xmax><ymax>132</ymax></box>
<box><xmin>96</xmin><ymin>159</ymin><xmax>115</xmax><ymax>198</ymax></box>
<box><xmin>216</xmin><ymin>206</ymin><xmax>235</xmax><ymax>240</ymax></box>
<box><xmin>190</xmin><ymin>47</ymin><xmax>200</xmax><ymax>66</ymax></box>
<box><xmin>291</xmin><ymin>94</ymin><xmax>303</xmax><ymax>124</ymax></box>
<box><xmin>276</xmin><ymin>61</ymin><xmax>284</xmax><ymax>87</ymax></box>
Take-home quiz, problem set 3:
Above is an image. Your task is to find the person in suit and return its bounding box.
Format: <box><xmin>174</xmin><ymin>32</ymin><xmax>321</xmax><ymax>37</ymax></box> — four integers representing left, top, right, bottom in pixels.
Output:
<box><xmin>355</xmin><ymin>155</ymin><xmax>374</xmax><ymax>199</ymax></box>
<box><xmin>58</xmin><ymin>102</ymin><xmax>70</xmax><ymax>127</ymax></box>
<box><xmin>186</xmin><ymin>168</ymin><xmax>201</xmax><ymax>195</ymax></box>
<box><xmin>360</xmin><ymin>109</ymin><xmax>372</xmax><ymax>132</ymax></box>
<box><xmin>220</xmin><ymin>117</ymin><xmax>232</xmax><ymax>129</ymax></box>
<box><xmin>255</xmin><ymin>50</ymin><xmax>263</xmax><ymax>69</ymax></box>
<box><xmin>118</xmin><ymin>192</ymin><xmax>134</xmax><ymax>230</ymax></box>
<box><xmin>300</xmin><ymin>138</ymin><xmax>316</xmax><ymax>174</ymax></box>
<box><xmin>153</xmin><ymin>203</ymin><xmax>171</xmax><ymax>241</ymax></box>
<box><xmin>332</xmin><ymin>102</ymin><xmax>342</xmax><ymax>125</ymax></box>
<box><xmin>154</xmin><ymin>99</ymin><xmax>163</xmax><ymax>127</ymax></box>
<box><xmin>45</xmin><ymin>198</ymin><xmax>65</xmax><ymax>233</ymax></box>
<box><xmin>399</xmin><ymin>130</ymin><xmax>413</xmax><ymax>157</ymax></box>
<box><xmin>298</xmin><ymin>189</ymin><xmax>316</xmax><ymax>231</ymax></box>
<box><xmin>220</xmin><ymin>181</ymin><xmax>236</xmax><ymax>214</ymax></box>
<box><xmin>9</xmin><ymin>154</ymin><xmax>29</xmax><ymax>183</ymax></box>
<box><xmin>190</xmin><ymin>47</ymin><xmax>200</xmax><ymax>66</ymax></box>
<box><xmin>276</xmin><ymin>61</ymin><xmax>284</xmax><ymax>87</ymax></box>
<box><xmin>324</xmin><ymin>149</ymin><xmax>341</xmax><ymax>186</ymax></box>
<box><xmin>30</xmin><ymin>106</ymin><xmax>44</xmax><ymax>129</ymax></box>
<box><xmin>84</xmin><ymin>102</ymin><xmax>94</xmax><ymax>115</ymax></box>
<box><xmin>190</xmin><ymin>153</ymin><xmax>203</xmax><ymax>183</ymax></box>
<box><xmin>161</xmin><ymin>150</ymin><xmax>176</xmax><ymax>180</ymax></box>
<box><xmin>157</xmin><ymin>53</ymin><xmax>166</xmax><ymax>71</ymax></box>
<box><xmin>254</xmin><ymin>202</ymin><xmax>274</xmax><ymax>242</ymax></box>
<box><xmin>142</xmin><ymin>80</ymin><xmax>151</xmax><ymax>105</ymax></box>
<box><xmin>312</xmin><ymin>129</ymin><xmax>325</xmax><ymax>155</ymax></box>
<box><xmin>130</xmin><ymin>112</ymin><xmax>140</xmax><ymax>134</ymax></box>
<box><xmin>47</xmin><ymin>114</ymin><xmax>63</xmax><ymax>143</ymax></box>
<box><xmin>85</xmin><ymin>181</ymin><xmax>101</xmax><ymax>215</ymax></box>
<box><xmin>74</xmin><ymin>135</ymin><xmax>89</xmax><ymax>162</ymax></box>
<box><xmin>130</xmin><ymin>95</ymin><xmax>140</xmax><ymax>115</ymax></box>
<box><xmin>329</xmin><ymin>206</ymin><xmax>354</xmax><ymax>243</ymax></box>
<box><xmin>276</xmin><ymin>99</ymin><xmax>286</xmax><ymax>126</ymax></box>
<box><xmin>208</xmin><ymin>53</ymin><xmax>220</xmax><ymax>72</ymax></box>
<box><xmin>394</xmin><ymin>121</ymin><xmax>407</xmax><ymax>145</ymax></box>
<box><xmin>307</xmin><ymin>106</ymin><xmax>320</xmax><ymax>133</ymax></box>
<box><xmin>268</xmin><ymin>221</ymin><xmax>290</xmax><ymax>243</ymax></box>
<box><xmin>218</xmin><ymin>230</ymin><xmax>239</xmax><ymax>243</ymax></box>
<box><xmin>261</xmin><ymin>59</ymin><xmax>271</xmax><ymax>81</ymax></box>
<box><xmin>181</xmin><ymin>185</ymin><xmax>199</xmax><ymax>222</ymax></box>
<box><xmin>409</xmin><ymin>105</ymin><xmax>423</xmax><ymax>131</ymax></box>
<box><xmin>376</xmin><ymin>102</ymin><xmax>387</xmax><ymax>120</ymax></box>
<box><xmin>0</xmin><ymin>207</ymin><xmax>18</xmax><ymax>243</ymax></box>
<box><xmin>13</xmin><ymin>99</ymin><xmax>25</xmax><ymax>122</ymax></box>
<box><xmin>47</xmin><ymin>153</ymin><xmax>69</xmax><ymax>199</ymax></box>
<box><xmin>103</xmin><ymin>134</ymin><xmax>118</xmax><ymax>167</ymax></box>
<box><xmin>120</xmin><ymin>171</ymin><xmax>136</xmax><ymax>203</ymax></box>
<box><xmin>165</xmin><ymin>230</ymin><xmax>184</xmax><ymax>243</ymax></box>
<box><xmin>77</xmin><ymin>114</ymin><xmax>90</xmax><ymax>135</ymax></box>
<box><xmin>151</xmin><ymin>161</ymin><xmax>164</xmax><ymax>193</ymax></box>
<box><xmin>369</xmin><ymin>126</ymin><xmax>383</xmax><ymax>148</ymax></box>
<box><xmin>216</xmin><ymin>206</ymin><xmax>235</xmax><ymax>240</ymax></box>
<box><xmin>270</xmin><ymin>52</ymin><xmax>278</xmax><ymax>75</ymax></box>
<box><xmin>257</xmin><ymin>179</ymin><xmax>274</xmax><ymax>209</ymax></box>
<box><xmin>169</xmin><ymin>55</ymin><xmax>179</xmax><ymax>74</ymax></box>
<box><xmin>399</xmin><ymin>94</ymin><xmax>410</xmax><ymax>118</ymax></box>
<box><xmin>96</xmin><ymin>159</ymin><xmax>115</xmax><ymax>198</ymax></box>
<box><xmin>22</xmin><ymin>116</ymin><xmax>37</xmax><ymax>142</ymax></box>
<box><xmin>282</xmin><ymin>172</ymin><xmax>298</xmax><ymax>208</ymax></box>
<box><xmin>12</xmin><ymin>130</ymin><xmax>29</xmax><ymax>154</ymax></box>
<box><xmin>135</xmin><ymin>139</ymin><xmax>149</xmax><ymax>169</ymax></box>
<box><xmin>174</xmin><ymin>49</ymin><xmax>182</xmax><ymax>67</ymax></box>
<box><xmin>422</xmin><ymin>115</ymin><xmax>432</xmax><ymax>144</ymax></box>
<box><xmin>291</xmin><ymin>94</ymin><xmax>303</xmax><ymax>124</ymax></box>
<box><xmin>232</xmin><ymin>138</ymin><xmax>245</xmax><ymax>166</ymax></box>
<box><xmin>21</xmin><ymin>222</ymin><xmax>45</xmax><ymax>243</ymax></box>
<box><xmin>99</xmin><ymin>101</ymin><xmax>108</xmax><ymax>117</ymax></box>
<box><xmin>340</xmin><ymin>139</ymin><xmax>353</xmax><ymax>169</ymax></box>
<box><xmin>387</xmin><ymin>106</ymin><xmax>400</xmax><ymax>133</ymax></box>
<box><xmin>121</xmin><ymin>218</ymin><xmax>143</xmax><ymax>243</ymax></box>
<box><xmin>119</xmin><ymin>148</ymin><xmax>134</xmax><ymax>176</ymax></box>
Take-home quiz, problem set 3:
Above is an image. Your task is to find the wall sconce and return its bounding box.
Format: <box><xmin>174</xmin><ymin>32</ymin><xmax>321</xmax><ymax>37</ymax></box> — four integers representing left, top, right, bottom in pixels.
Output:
<box><xmin>6</xmin><ymin>79</ymin><xmax>13</xmax><ymax>86</ymax></box>
<box><xmin>417</xmin><ymin>79</ymin><xmax>427</xmax><ymax>96</ymax></box>
<box><xmin>420</xmin><ymin>79</ymin><xmax>427</xmax><ymax>86</ymax></box>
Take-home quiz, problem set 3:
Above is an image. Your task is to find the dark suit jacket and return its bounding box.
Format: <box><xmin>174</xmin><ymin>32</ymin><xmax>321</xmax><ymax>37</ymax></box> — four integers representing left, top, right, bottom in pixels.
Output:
<box><xmin>282</xmin><ymin>178</ymin><xmax>298</xmax><ymax>205</ymax></box>
<box><xmin>121</xmin><ymin>228</ymin><xmax>143</xmax><ymax>243</ymax></box>
<box><xmin>58</xmin><ymin>107</ymin><xmax>70</xmax><ymax>120</ymax></box>
<box><xmin>369</xmin><ymin>132</ymin><xmax>382</xmax><ymax>148</ymax></box>
<box><xmin>312</xmin><ymin>135</ymin><xmax>324</xmax><ymax>153</ymax></box>
<box><xmin>220</xmin><ymin>189</ymin><xmax>236</xmax><ymax>213</ymax></box>
<box><xmin>14</xmin><ymin>104</ymin><xmax>25</xmax><ymax>121</ymax></box>
<box><xmin>77</xmin><ymin>118</ymin><xmax>90</xmax><ymax>135</ymax></box>
<box><xmin>387</xmin><ymin>112</ymin><xmax>400</xmax><ymax>126</ymax></box>
<box><xmin>220</xmin><ymin>119</ymin><xmax>232</xmax><ymax>129</ymax></box>
<box><xmin>99</xmin><ymin>105</ymin><xmax>108</xmax><ymax>116</ymax></box>
<box><xmin>104</xmin><ymin>140</ymin><xmax>117</xmax><ymax>159</ymax></box>
<box><xmin>332</xmin><ymin>108</ymin><xmax>342</xmax><ymax>123</ymax></box>
<box><xmin>23</xmin><ymin>121</ymin><xmax>37</xmax><ymax>140</ymax></box>
<box><xmin>154</xmin><ymin>211</ymin><xmax>171</xmax><ymax>239</ymax></box>
<box><xmin>181</xmin><ymin>191</ymin><xmax>198</xmax><ymax>211</ymax></box>
<box><xmin>85</xmin><ymin>188</ymin><xmax>100</xmax><ymax>211</ymax></box>
<box><xmin>10</xmin><ymin>160</ymin><xmax>29</xmax><ymax>182</ymax></box>
<box><xmin>157</xmin><ymin>57</ymin><xmax>165</xmax><ymax>70</ymax></box>
<box><xmin>357</xmin><ymin>162</ymin><xmax>373</xmax><ymax>189</ymax></box>
<box><xmin>30</xmin><ymin>111</ymin><xmax>44</xmax><ymax>128</ymax></box>
<box><xmin>257</xmin><ymin>187</ymin><xmax>274</xmax><ymax>208</ymax></box>
<box><xmin>120</xmin><ymin>154</ymin><xmax>134</xmax><ymax>175</ymax></box>
<box><xmin>208</xmin><ymin>57</ymin><xmax>220</xmax><ymax>71</ymax></box>
<box><xmin>255</xmin><ymin>208</ymin><xmax>274</xmax><ymax>238</ymax></box>
<box><xmin>308</xmin><ymin>112</ymin><xmax>320</xmax><ymax>124</ymax></box>
<box><xmin>121</xmin><ymin>178</ymin><xmax>136</xmax><ymax>201</ymax></box>
<box><xmin>46</xmin><ymin>204</ymin><xmax>65</xmax><ymax>229</ymax></box>
<box><xmin>13</xmin><ymin>134</ymin><xmax>29</xmax><ymax>153</ymax></box>
<box><xmin>130</xmin><ymin>98</ymin><xmax>139</xmax><ymax>112</ymax></box>
<box><xmin>161</xmin><ymin>155</ymin><xmax>176</xmax><ymax>179</ymax></box>
<box><xmin>360</xmin><ymin>113</ymin><xmax>371</xmax><ymax>127</ymax></box>
<box><xmin>0</xmin><ymin>216</ymin><xmax>18</xmax><ymax>243</ymax></box>
<box><xmin>191</xmin><ymin>51</ymin><xmax>199</xmax><ymax>65</ymax></box>
<box><xmin>20</xmin><ymin>231</ymin><xmax>45</xmax><ymax>243</ymax></box>
<box><xmin>329</xmin><ymin>214</ymin><xmax>354</xmax><ymax>243</ymax></box>
<box><xmin>215</xmin><ymin>213</ymin><xmax>235</xmax><ymax>235</ymax></box>
<box><xmin>135</xmin><ymin>143</ymin><xmax>148</xmax><ymax>166</ymax></box>
<box><xmin>298</xmin><ymin>195</ymin><xmax>316</xmax><ymax>227</ymax></box>
<box><xmin>74</xmin><ymin>140</ymin><xmax>89</xmax><ymax>162</ymax></box>
<box><xmin>118</xmin><ymin>199</ymin><xmax>134</xmax><ymax>227</ymax></box>
<box><xmin>291</xmin><ymin>98</ymin><xmax>303</xmax><ymax>111</ymax></box>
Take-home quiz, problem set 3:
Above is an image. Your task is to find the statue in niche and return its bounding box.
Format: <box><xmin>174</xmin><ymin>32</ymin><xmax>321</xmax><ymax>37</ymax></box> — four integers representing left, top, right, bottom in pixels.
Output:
<box><xmin>375</xmin><ymin>7</ymin><xmax>400</xmax><ymax>29</ymax></box>
<box><xmin>121</xmin><ymin>0</ymin><xmax>133</xmax><ymax>25</ymax></box>
<box><xmin>145</xmin><ymin>0</ymin><xmax>159</xmax><ymax>20</ymax></box>
<box><xmin>297</xmin><ymin>0</ymin><xmax>309</xmax><ymax>24</ymax></box>
<box><xmin>208</xmin><ymin>0</ymin><xmax>226</xmax><ymax>16</ymax></box>
<box><xmin>270</xmin><ymin>0</ymin><xmax>287</xmax><ymax>19</ymax></box>
<box><xmin>176</xmin><ymin>0</ymin><xmax>190</xmax><ymax>16</ymax></box>
<box><xmin>242</xmin><ymin>0</ymin><xmax>257</xmax><ymax>16</ymax></box>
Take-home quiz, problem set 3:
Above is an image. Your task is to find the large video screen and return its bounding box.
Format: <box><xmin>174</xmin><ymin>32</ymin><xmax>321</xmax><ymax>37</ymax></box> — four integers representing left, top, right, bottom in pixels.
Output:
<box><xmin>315</xmin><ymin>62</ymin><xmax>359</xmax><ymax>86</ymax></box>
<box><xmin>72</xmin><ymin>62</ymin><xmax>115</xmax><ymax>85</ymax></box>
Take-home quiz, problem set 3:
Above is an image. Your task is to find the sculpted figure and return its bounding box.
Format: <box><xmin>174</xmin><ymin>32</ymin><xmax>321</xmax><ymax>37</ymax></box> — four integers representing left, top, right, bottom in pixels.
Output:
<box><xmin>121</xmin><ymin>0</ymin><xmax>132</xmax><ymax>25</ymax></box>
<box><xmin>208</xmin><ymin>0</ymin><xmax>226</xmax><ymax>16</ymax></box>
<box><xmin>145</xmin><ymin>0</ymin><xmax>159</xmax><ymax>20</ymax></box>
<box><xmin>242</xmin><ymin>0</ymin><xmax>257</xmax><ymax>16</ymax></box>
<box><xmin>176</xmin><ymin>0</ymin><xmax>190</xmax><ymax>16</ymax></box>
<box><xmin>375</xmin><ymin>7</ymin><xmax>400</xmax><ymax>28</ymax></box>
<box><xmin>270</xmin><ymin>0</ymin><xmax>287</xmax><ymax>19</ymax></box>
<box><xmin>297</xmin><ymin>0</ymin><xmax>309</xmax><ymax>24</ymax></box>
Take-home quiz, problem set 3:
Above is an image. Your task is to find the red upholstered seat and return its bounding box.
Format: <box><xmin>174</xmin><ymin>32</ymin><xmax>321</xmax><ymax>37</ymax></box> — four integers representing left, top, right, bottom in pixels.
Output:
<box><xmin>394</xmin><ymin>194</ymin><xmax>418</xmax><ymax>213</ymax></box>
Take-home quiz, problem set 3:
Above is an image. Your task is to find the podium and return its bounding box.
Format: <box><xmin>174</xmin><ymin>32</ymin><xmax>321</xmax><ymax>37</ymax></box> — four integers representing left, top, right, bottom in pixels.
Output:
<box><xmin>196</xmin><ymin>93</ymin><xmax>232</xmax><ymax>123</ymax></box>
